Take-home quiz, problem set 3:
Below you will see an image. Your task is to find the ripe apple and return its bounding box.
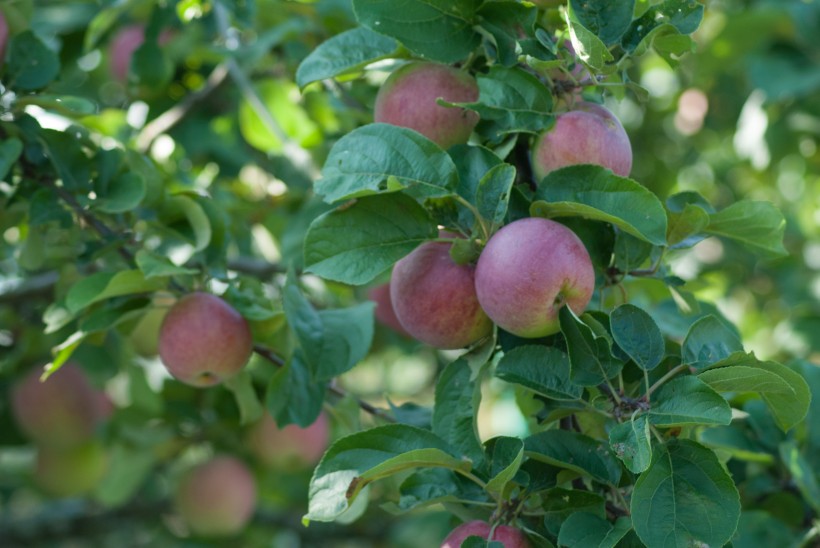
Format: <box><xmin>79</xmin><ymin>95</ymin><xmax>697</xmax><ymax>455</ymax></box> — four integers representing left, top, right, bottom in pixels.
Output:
<box><xmin>475</xmin><ymin>217</ymin><xmax>595</xmax><ymax>338</ymax></box>
<box><xmin>11</xmin><ymin>363</ymin><xmax>109</xmax><ymax>449</ymax></box>
<box><xmin>34</xmin><ymin>441</ymin><xmax>108</xmax><ymax>498</ymax></box>
<box><xmin>158</xmin><ymin>292</ymin><xmax>253</xmax><ymax>387</ymax></box>
<box><xmin>531</xmin><ymin>102</ymin><xmax>632</xmax><ymax>180</ymax></box>
<box><xmin>390</xmin><ymin>239</ymin><xmax>493</xmax><ymax>349</ymax></box>
<box><xmin>374</xmin><ymin>62</ymin><xmax>479</xmax><ymax>150</ymax></box>
<box><xmin>246</xmin><ymin>412</ymin><xmax>330</xmax><ymax>469</ymax></box>
<box><xmin>174</xmin><ymin>456</ymin><xmax>257</xmax><ymax>537</ymax></box>
<box><xmin>368</xmin><ymin>283</ymin><xmax>410</xmax><ymax>337</ymax></box>
<box><xmin>441</xmin><ymin>520</ymin><xmax>531</xmax><ymax>547</ymax></box>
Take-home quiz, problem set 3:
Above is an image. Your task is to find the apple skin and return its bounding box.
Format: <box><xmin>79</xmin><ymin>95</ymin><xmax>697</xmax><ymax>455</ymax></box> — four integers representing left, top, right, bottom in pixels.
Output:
<box><xmin>368</xmin><ymin>283</ymin><xmax>410</xmax><ymax>337</ymax></box>
<box><xmin>374</xmin><ymin>62</ymin><xmax>479</xmax><ymax>150</ymax></box>
<box><xmin>175</xmin><ymin>456</ymin><xmax>257</xmax><ymax>537</ymax></box>
<box><xmin>246</xmin><ymin>412</ymin><xmax>330</xmax><ymax>469</ymax></box>
<box><xmin>0</xmin><ymin>11</ymin><xmax>8</xmax><ymax>66</ymax></box>
<box><xmin>11</xmin><ymin>363</ymin><xmax>109</xmax><ymax>449</ymax></box>
<box><xmin>531</xmin><ymin>102</ymin><xmax>632</xmax><ymax>180</ymax></box>
<box><xmin>34</xmin><ymin>441</ymin><xmax>108</xmax><ymax>498</ymax></box>
<box><xmin>441</xmin><ymin>520</ymin><xmax>531</xmax><ymax>547</ymax></box>
<box><xmin>390</xmin><ymin>240</ymin><xmax>493</xmax><ymax>349</ymax></box>
<box><xmin>158</xmin><ymin>292</ymin><xmax>253</xmax><ymax>387</ymax></box>
<box><xmin>109</xmin><ymin>24</ymin><xmax>172</xmax><ymax>83</ymax></box>
<box><xmin>475</xmin><ymin>217</ymin><xmax>595</xmax><ymax>338</ymax></box>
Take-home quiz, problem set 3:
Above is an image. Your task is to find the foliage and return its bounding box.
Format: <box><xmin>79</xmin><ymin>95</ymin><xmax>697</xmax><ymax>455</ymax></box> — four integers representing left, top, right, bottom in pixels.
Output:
<box><xmin>0</xmin><ymin>0</ymin><xmax>817</xmax><ymax>547</ymax></box>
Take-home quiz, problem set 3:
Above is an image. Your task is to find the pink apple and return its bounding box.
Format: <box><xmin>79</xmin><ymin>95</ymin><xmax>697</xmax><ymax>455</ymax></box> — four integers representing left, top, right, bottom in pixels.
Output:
<box><xmin>441</xmin><ymin>520</ymin><xmax>531</xmax><ymax>547</ymax></box>
<box><xmin>11</xmin><ymin>363</ymin><xmax>109</xmax><ymax>449</ymax></box>
<box><xmin>0</xmin><ymin>11</ymin><xmax>8</xmax><ymax>66</ymax></box>
<box><xmin>374</xmin><ymin>62</ymin><xmax>479</xmax><ymax>149</ymax></box>
<box><xmin>175</xmin><ymin>456</ymin><xmax>257</xmax><ymax>537</ymax></box>
<box><xmin>246</xmin><ymin>412</ymin><xmax>330</xmax><ymax>469</ymax></box>
<box><xmin>391</xmin><ymin>239</ymin><xmax>493</xmax><ymax>349</ymax></box>
<box><xmin>475</xmin><ymin>217</ymin><xmax>595</xmax><ymax>338</ymax></box>
<box><xmin>158</xmin><ymin>292</ymin><xmax>253</xmax><ymax>387</ymax></box>
<box><xmin>531</xmin><ymin>102</ymin><xmax>632</xmax><ymax>179</ymax></box>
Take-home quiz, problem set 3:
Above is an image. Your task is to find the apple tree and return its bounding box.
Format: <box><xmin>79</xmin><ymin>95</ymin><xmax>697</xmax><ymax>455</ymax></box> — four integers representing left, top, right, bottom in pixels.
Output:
<box><xmin>0</xmin><ymin>0</ymin><xmax>817</xmax><ymax>546</ymax></box>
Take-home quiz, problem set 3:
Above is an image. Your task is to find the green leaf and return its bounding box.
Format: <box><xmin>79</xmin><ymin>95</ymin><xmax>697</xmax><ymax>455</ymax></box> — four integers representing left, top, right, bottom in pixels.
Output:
<box><xmin>93</xmin><ymin>444</ymin><xmax>155</xmax><ymax>508</ymax></box>
<box><xmin>306</xmin><ymin>424</ymin><xmax>467</xmax><ymax>522</ymax></box>
<box><xmin>6</xmin><ymin>30</ymin><xmax>61</xmax><ymax>90</ymax></box>
<box><xmin>475</xmin><ymin>2</ymin><xmax>537</xmax><ymax>67</ymax></box>
<box><xmin>699</xmin><ymin>426</ymin><xmax>774</xmax><ymax>464</ymax></box>
<box><xmin>39</xmin><ymin>129</ymin><xmax>92</xmax><ymax>192</ymax></box>
<box><xmin>451</xmin><ymin>144</ymin><xmax>504</xmax><ymax>227</ymax></box>
<box><xmin>778</xmin><ymin>441</ymin><xmax>820</xmax><ymax>512</ymax></box>
<box><xmin>560</xmin><ymin>307</ymin><xmax>624</xmax><ymax>387</ymax></box>
<box><xmin>283</xmin><ymin>277</ymin><xmax>374</xmax><ymax>381</ymax></box>
<box><xmin>733</xmin><ymin>511</ymin><xmax>798</xmax><ymax>548</ymax></box>
<box><xmin>612</xmin><ymin>230</ymin><xmax>654</xmax><ymax>272</ymax></box>
<box><xmin>558</xmin><ymin>513</ymin><xmax>632</xmax><ymax>548</ymax></box>
<box><xmin>485</xmin><ymin>436</ymin><xmax>525</xmax><ymax>499</ymax></box>
<box><xmin>19</xmin><ymin>94</ymin><xmax>99</xmax><ymax>117</ymax></box>
<box><xmin>610</xmin><ymin>304</ymin><xmax>665</xmax><ymax>371</ymax></box>
<box><xmin>304</xmin><ymin>193</ymin><xmax>438</xmax><ymax>285</ymax></box>
<box><xmin>238</xmin><ymin>80</ymin><xmax>321</xmax><ymax>153</ymax></box>
<box><xmin>160</xmin><ymin>196</ymin><xmax>212</xmax><ymax>252</ymax></box>
<box><xmin>705</xmin><ymin>200</ymin><xmax>787</xmax><ymax>259</ymax></box>
<box><xmin>622</xmin><ymin>0</ymin><xmax>704</xmax><ymax>54</ymax></box>
<box><xmin>134</xmin><ymin>250</ymin><xmax>198</xmax><ymax>279</ymax></box>
<box><xmin>649</xmin><ymin>376</ymin><xmax>732</xmax><ymax>427</ymax></box>
<box><xmin>131</xmin><ymin>41</ymin><xmax>174</xmax><ymax>88</ymax></box>
<box><xmin>666</xmin><ymin>202</ymin><xmax>710</xmax><ymax>248</ymax></box>
<box><xmin>564</xmin><ymin>2</ymin><xmax>613</xmax><ymax>71</ymax></box>
<box><xmin>395</xmin><ymin>468</ymin><xmax>486</xmax><ymax>513</ymax></box>
<box><xmin>525</xmin><ymin>429</ymin><xmax>622</xmax><ymax>485</ymax></box>
<box><xmin>543</xmin><ymin>488</ymin><xmax>606</xmax><ymax>536</ymax></box>
<box><xmin>531</xmin><ymin>165</ymin><xmax>668</xmax><ymax>246</ymax></box>
<box><xmin>631</xmin><ymin>439</ymin><xmax>740</xmax><ymax>548</ymax></box>
<box><xmin>433</xmin><ymin>359</ymin><xmax>483</xmax><ymax>465</ymax></box>
<box><xmin>495</xmin><ymin>345</ymin><xmax>583</xmax><ymax>400</ymax></box>
<box><xmin>682</xmin><ymin>315</ymin><xmax>743</xmax><ymax>370</ymax></box>
<box><xmin>94</xmin><ymin>173</ymin><xmax>146</xmax><ymax>213</ymax></box>
<box><xmin>295</xmin><ymin>27</ymin><xmax>399</xmax><ymax>88</ymax></box>
<box><xmin>265</xmin><ymin>352</ymin><xmax>326</xmax><ymax>428</ymax></box>
<box><xmin>352</xmin><ymin>0</ymin><xmax>479</xmax><ymax>63</ymax></box>
<box><xmin>475</xmin><ymin>164</ymin><xmax>515</xmax><ymax>229</ymax></box>
<box><xmin>65</xmin><ymin>270</ymin><xmax>165</xmax><ymax>314</ymax></box>
<box><xmin>700</xmin><ymin>358</ymin><xmax>811</xmax><ymax>432</ymax></box>
<box><xmin>459</xmin><ymin>66</ymin><xmax>554</xmax><ymax>139</ymax></box>
<box><xmin>569</xmin><ymin>0</ymin><xmax>634</xmax><ymax>46</ymax></box>
<box><xmin>609</xmin><ymin>414</ymin><xmax>652</xmax><ymax>474</ymax></box>
<box><xmin>0</xmin><ymin>138</ymin><xmax>23</xmax><ymax>180</ymax></box>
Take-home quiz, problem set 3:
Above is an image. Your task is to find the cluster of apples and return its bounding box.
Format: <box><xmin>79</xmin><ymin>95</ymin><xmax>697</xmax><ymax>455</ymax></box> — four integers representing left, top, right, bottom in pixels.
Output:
<box><xmin>371</xmin><ymin>60</ymin><xmax>631</xmax><ymax>352</ymax></box>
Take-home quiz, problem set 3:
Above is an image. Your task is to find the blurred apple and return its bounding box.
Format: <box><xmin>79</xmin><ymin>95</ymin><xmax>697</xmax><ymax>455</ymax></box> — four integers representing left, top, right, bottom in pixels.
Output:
<box><xmin>34</xmin><ymin>441</ymin><xmax>108</xmax><ymax>498</ymax></box>
<box><xmin>175</xmin><ymin>456</ymin><xmax>257</xmax><ymax>537</ymax></box>
<box><xmin>368</xmin><ymin>283</ymin><xmax>410</xmax><ymax>337</ymax></box>
<box><xmin>441</xmin><ymin>520</ymin><xmax>531</xmax><ymax>547</ymax></box>
<box><xmin>11</xmin><ymin>363</ymin><xmax>110</xmax><ymax>449</ymax></box>
<box><xmin>247</xmin><ymin>412</ymin><xmax>330</xmax><ymax>469</ymax></box>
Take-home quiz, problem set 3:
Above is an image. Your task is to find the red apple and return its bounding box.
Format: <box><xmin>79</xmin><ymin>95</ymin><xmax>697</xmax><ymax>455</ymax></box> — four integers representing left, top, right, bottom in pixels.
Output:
<box><xmin>0</xmin><ymin>11</ymin><xmax>8</xmax><ymax>66</ymax></box>
<box><xmin>11</xmin><ymin>363</ymin><xmax>109</xmax><ymax>449</ymax></box>
<box><xmin>175</xmin><ymin>456</ymin><xmax>257</xmax><ymax>537</ymax></box>
<box><xmin>368</xmin><ymin>283</ymin><xmax>410</xmax><ymax>337</ymax></box>
<box><xmin>391</xmin><ymin>239</ymin><xmax>492</xmax><ymax>349</ymax></box>
<box><xmin>158</xmin><ymin>292</ymin><xmax>253</xmax><ymax>387</ymax></box>
<box><xmin>475</xmin><ymin>217</ymin><xmax>595</xmax><ymax>338</ymax></box>
<box><xmin>531</xmin><ymin>102</ymin><xmax>632</xmax><ymax>179</ymax></box>
<box><xmin>246</xmin><ymin>412</ymin><xmax>330</xmax><ymax>469</ymax></box>
<box><xmin>441</xmin><ymin>520</ymin><xmax>531</xmax><ymax>547</ymax></box>
<box><xmin>374</xmin><ymin>62</ymin><xmax>479</xmax><ymax>150</ymax></box>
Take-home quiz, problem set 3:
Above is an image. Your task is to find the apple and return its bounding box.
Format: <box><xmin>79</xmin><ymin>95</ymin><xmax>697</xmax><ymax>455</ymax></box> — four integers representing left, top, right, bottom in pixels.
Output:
<box><xmin>158</xmin><ymin>292</ymin><xmax>253</xmax><ymax>387</ymax></box>
<box><xmin>108</xmin><ymin>23</ymin><xmax>172</xmax><ymax>83</ymax></box>
<box><xmin>368</xmin><ymin>283</ymin><xmax>410</xmax><ymax>337</ymax></box>
<box><xmin>246</xmin><ymin>412</ymin><xmax>330</xmax><ymax>469</ymax></box>
<box><xmin>475</xmin><ymin>217</ymin><xmax>595</xmax><ymax>338</ymax></box>
<box><xmin>174</xmin><ymin>456</ymin><xmax>257</xmax><ymax>537</ymax></box>
<box><xmin>11</xmin><ymin>363</ymin><xmax>109</xmax><ymax>449</ymax></box>
<box><xmin>441</xmin><ymin>520</ymin><xmax>531</xmax><ymax>547</ymax></box>
<box><xmin>531</xmin><ymin>102</ymin><xmax>632</xmax><ymax>180</ymax></box>
<box><xmin>34</xmin><ymin>441</ymin><xmax>108</xmax><ymax>498</ymax></box>
<box><xmin>390</xmin><ymin>239</ymin><xmax>492</xmax><ymax>349</ymax></box>
<box><xmin>0</xmin><ymin>11</ymin><xmax>8</xmax><ymax>66</ymax></box>
<box><xmin>374</xmin><ymin>62</ymin><xmax>479</xmax><ymax>150</ymax></box>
